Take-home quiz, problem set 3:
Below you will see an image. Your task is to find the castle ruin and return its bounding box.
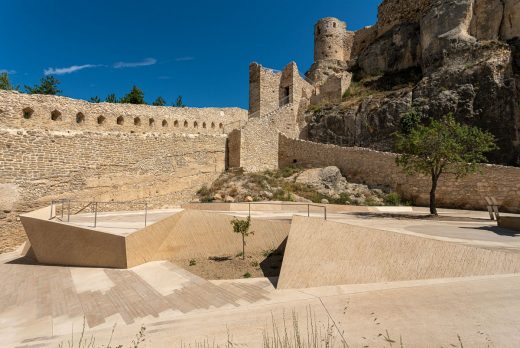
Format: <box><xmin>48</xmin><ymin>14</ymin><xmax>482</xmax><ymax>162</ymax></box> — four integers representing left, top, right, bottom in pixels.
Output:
<box><xmin>1</xmin><ymin>0</ymin><xmax>520</xmax><ymax>240</ymax></box>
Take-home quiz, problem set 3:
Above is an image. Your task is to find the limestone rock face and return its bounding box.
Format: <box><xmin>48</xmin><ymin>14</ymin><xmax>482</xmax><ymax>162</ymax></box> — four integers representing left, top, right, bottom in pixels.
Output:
<box><xmin>305</xmin><ymin>0</ymin><xmax>520</xmax><ymax>166</ymax></box>
<box><xmin>470</xmin><ymin>0</ymin><xmax>504</xmax><ymax>41</ymax></box>
<box><xmin>357</xmin><ymin>23</ymin><xmax>422</xmax><ymax>76</ymax></box>
<box><xmin>412</xmin><ymin>41</ymin><xmax>519</xmax><ymax>165</ymax></box>
<box><xmin>501</xmin><ymin>0</ymin><xmax>520</xmax><ymax>40</ymax></box>
<box><xmin>307</xmin><ymin>60</ymin><xmax>352</xmax><ymax>104</ymax></box>
<box><xmin>307</xmin><ymin>90</ymin><xmax>412</xmax><ymax>150</ymax></box>
<box><xmin>420</xmin><ymin>0</ymin><xmax>476</xmax><ymax>70</ymax></box>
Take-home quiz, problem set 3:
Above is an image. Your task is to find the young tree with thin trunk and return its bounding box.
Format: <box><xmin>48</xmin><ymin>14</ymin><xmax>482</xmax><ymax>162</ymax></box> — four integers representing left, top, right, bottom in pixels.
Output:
<box><xmin>230</xmin><ymin>216</ymin><xmax>254</xmax><ymax>260</ymax></box>
<box><xmin>395</xmin><ymin>113</ymin><xmax>497</xmax><ymax>215</ymax></box>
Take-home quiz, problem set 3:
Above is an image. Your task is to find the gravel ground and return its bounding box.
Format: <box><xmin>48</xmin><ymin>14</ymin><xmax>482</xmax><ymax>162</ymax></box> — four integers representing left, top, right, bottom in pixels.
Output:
<box><xmin>0</xmin><ymin>221</ymin><xmax>27</xmax><ymax>254</ymax></box>
<box><xmin>172</xmin><ymin>251</ymin><xmax>284</xmax><ymax>280</ymax></box>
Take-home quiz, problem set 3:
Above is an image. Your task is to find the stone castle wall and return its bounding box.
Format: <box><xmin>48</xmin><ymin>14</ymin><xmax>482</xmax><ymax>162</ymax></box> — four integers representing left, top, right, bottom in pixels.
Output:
<box><xmin>279</xmin><ymin>134</ymin><xmax>520</xmax><ymax>213</ymax></box>
<box><xmin>0</xmin><ymin>90</ymin><xmax>244</xmax><ymax>242</ymax></box>
<box><xmin>0</xmin><ymin>91</ymin><xmax>248</xmax><ymax>135</ymax></box>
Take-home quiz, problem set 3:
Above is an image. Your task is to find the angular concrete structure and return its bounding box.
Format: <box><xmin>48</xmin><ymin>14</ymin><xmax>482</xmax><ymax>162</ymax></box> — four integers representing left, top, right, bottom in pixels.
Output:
<box><xmin>278</xmin><ymin>216</ymin><xmax>520</xmax><ymax>289</ymax></box>
<box><xmin>21</xmin><ymin>207</ymin><xmax>290</xmax><ymax>268</ymax></box>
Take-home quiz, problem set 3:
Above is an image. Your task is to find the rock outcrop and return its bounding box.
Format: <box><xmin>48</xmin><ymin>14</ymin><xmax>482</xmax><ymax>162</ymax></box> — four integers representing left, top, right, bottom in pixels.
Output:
<box><xmin>306</xmin><ymin>0</ymin><xmax>520</xmax><ymax>166</ymax></box>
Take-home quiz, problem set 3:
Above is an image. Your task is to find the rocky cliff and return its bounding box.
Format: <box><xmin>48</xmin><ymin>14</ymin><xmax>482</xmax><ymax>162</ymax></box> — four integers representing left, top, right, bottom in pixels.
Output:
<box><xmin>307</xmin><ymin>0</ymin><xmax>520</xmax><ymax>166</ymax></box>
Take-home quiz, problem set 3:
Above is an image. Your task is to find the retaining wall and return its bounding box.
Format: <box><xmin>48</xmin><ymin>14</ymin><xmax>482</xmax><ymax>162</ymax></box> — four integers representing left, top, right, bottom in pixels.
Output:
<box><xmin>279</xmin><ymin>134</ymin><xmax>520</xmax><ymax>212</ymax></box>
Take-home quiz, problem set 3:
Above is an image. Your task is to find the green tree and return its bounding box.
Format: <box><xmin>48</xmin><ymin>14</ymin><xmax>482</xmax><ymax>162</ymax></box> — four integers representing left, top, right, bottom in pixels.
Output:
<box><xmin>230</xmin><ymin>216</ymin><xmax>254</xmax><ymax>260</ymax></box>
<box><xmin>395</xmin><ymin>113</ymin><xmax>497</xmax><ymax>215</ymax></box>
<box><xmin>120</xmin><ymin>85</ymin><xmax>146</xmax><ymax>104</ymax></box>
<box><xmin>89</xmin><ymin>96</ymin><xmax>101</xmax><ymax>103</ymax></box>
<box><xmin>174</xmin><ymin>95</ymin><xmax>185</xmax><ymax>107</ymax></box>
<box><xmin>25</xmin><ymin>75</ymin><xmax>61</xmax><ymax>95</ymax></box>
<box><xmin>0</xmin><ymin>72</ymin><xmax>19</xmax><ymax>91</ymax></box>
<box><xmin>105</xmin><ymin>93</ymin><xmax>118</xmax><ymax>103</ymax></box>
<box><xmin>152</xmin><ymin>96</ymin><xmax>166</xmax><ymax>106</ymax></box>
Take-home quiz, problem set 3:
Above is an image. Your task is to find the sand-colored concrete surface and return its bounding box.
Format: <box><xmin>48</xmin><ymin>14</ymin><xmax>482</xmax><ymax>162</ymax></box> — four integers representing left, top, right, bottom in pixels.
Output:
<box><xmin>20</xmin><ymin>207</ymin><xmax>289</xmax><ymax>268</ymax></box>
<box><xmin>2</xmin><ymin>248</ymin><xmax>520</xmax><ymax>347</ymax></box>
<box><xmin>153</xmin><ymin>209</ymin><xmax>290</xmax><ymax>260</ymax></box>
<box><xmin>278</xmin><ymin>216</ymin><xmax>520</xmax><ymax>289</ymax></box>
<box><xmin>21</xmin><ymin>206</ymin><xmax>128</xmax><ymax>268</ymax></box>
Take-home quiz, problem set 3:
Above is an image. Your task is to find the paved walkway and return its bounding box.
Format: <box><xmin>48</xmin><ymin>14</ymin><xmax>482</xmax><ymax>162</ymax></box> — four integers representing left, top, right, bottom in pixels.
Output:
<box><xmin>3</xmin><ymin>206</ymin><xmax>520</xmax><ymax>347</ymax></box>
<box><xmin>2</xmin><ymin>248</ymin><xmax>519</xmax><ymax>347</ymax></box>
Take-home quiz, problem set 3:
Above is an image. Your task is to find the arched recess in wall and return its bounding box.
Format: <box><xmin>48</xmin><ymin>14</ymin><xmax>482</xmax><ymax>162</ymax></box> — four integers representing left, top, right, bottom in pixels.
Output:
<box><xmin>97</xmin><ymin>115</ymin><xmax>106</xmax><ymax>125</ymax></box>
<box><xmin>117</xmin><ymin>116</ymin><xmax>124</xmax><ymax>125</ymax></box>
<box><xmin>174</xmin><ymin>120</ymin><xmax>179</xmax><ymax>127</ymax></box>
<box><xmin>219</xmin><ymin>123</ymin><xmax>223</xmax><ymax>129</ymax></box>
<box><xmin>149</xmin><ymin>118</ymin><xmax>155</xmax><ymax>127</ymax></box>
<box><xmin>194</xmin><ymin>121</ymin><xmax>198</xmax><ymax>128</ymax></box>
<box><xmin>211</xmin><ymin>122</ymin><xmax>215</xmax><ymax>129</ymax></box>
<box><xmin>134</xmin><ymin>117</ymin><xmax>141</xmax><ymax>126</ymax></box>
<box><xmin>202</xmin><ymin>122</ymin><xmax>206</xmax><ymax>129</ymax></box>
<box><xmin>184</xmin><ymin>120</ymin><xmax>188</xmax><ymax>127</ymax></box>
<box><xmin>22</xmin><ymin>107</ymin><xmax>34</xmax><ymax>119</ymax></box>
<box><xmin>76</xmin><ymin>112</ymin><xmax>85</xmax><ymax>124</ymax></box>
<box><xmin>162</xmin><ymin>120</ymin><xmax>168</xmax><ymax>127</ymax></box>
<box><xmin>51</xmin><ymin>110</ymin><xmax>62</xmax><ymax>121</ymax></box>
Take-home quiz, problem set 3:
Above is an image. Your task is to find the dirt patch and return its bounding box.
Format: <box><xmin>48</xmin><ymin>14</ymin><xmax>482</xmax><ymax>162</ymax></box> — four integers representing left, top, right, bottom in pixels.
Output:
<box><xmin>172</xmin><ymin>250</ymin><xmax>284</xmax><ymax>280</ymax></box>
<box><xmin>0</xmin><ymin>221</ymin><xmax>27</xmax><ymax>254</ymax></box>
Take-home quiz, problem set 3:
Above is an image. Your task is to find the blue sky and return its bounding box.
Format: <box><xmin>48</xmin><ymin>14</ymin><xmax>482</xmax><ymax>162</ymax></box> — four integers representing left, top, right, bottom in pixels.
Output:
<box><xmin>1</xmin><ymin>0</ymin><xmax>380</xmax><ymax>108</ymax></box>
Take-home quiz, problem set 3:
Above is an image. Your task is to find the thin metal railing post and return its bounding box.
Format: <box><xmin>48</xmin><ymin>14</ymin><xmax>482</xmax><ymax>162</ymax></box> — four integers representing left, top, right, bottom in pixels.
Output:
<box><xmin>94</xmin><ymin>202</ymin><xmax>98</xmax><ymax>228</ymax></box>
<box><xmin>144</xmin><ymin>203</ymin><xmax>148</xmax><ymax>227</ymax></box>
<box><xmin>61</xmin><ymin>200</ymin><xmax>64</xmax><ymax>220</ymax></box>
<box><xmin>248</xmin><ymin>203</ymin><xmax>251</xmax><ymax>218</ymax></box>
<box><xmin>50</xmin><ymin>201</ymin><xmax>53</xmax><ymax>219</ymax></box>
<box><xmin>324</xmin><ymin>206</ymin><xmax>327</xmax><ymax>220</ymax></box>
<box><xmin>307</xmin><ymin>204</ymin><xmax>310</xmax><ymax>217</ymax></box>
<box><xmin>67</xmin><ymin>200</ymin><xmax>71</xmax><ymax>222</ymax></box>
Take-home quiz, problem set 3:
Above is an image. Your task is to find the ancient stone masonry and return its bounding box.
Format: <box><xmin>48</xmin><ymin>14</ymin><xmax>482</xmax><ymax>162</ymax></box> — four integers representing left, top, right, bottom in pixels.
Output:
<box><xmin>278</xmin><ymin>134</ymin><xmax>520</xmax><ymax>213</ymax></box>
<box><xmin>0</xmin><ymin>90</ymin><xmax>248</xmax><ymax>240</ymax></box>
<box><xmin>0</xmin><ymin>91</ymin><xmax>248</xmax><ymax>134</ymax></box>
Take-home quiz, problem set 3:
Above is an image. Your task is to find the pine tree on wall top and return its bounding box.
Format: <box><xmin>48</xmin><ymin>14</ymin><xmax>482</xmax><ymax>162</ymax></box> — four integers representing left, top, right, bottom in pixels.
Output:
<box><xmin>0</xmin><ymin>72</ymin><xmax>20</xmax><ymax>91</ymax></box>
<box><xmin>152</xmin><ymin>96</ymin><xmax>166</xmax><ymax>106</ymax></box>
<box><xmin>24</xmin><ymin>76</ymin><xmax>61</xmax><ymax>95</ymax></box>
<box><xmin>120</xmin><ymin>85</ymin><xmax>146</xmax><ymax>104</ymax></box>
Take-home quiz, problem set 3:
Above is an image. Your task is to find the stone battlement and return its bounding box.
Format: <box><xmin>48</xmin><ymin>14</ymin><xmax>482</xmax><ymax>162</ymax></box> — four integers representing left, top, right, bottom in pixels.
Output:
<box><xmin>0</xmin><ymin>91</ymin><xmax>248</xmax><ymax>135</ymax></box>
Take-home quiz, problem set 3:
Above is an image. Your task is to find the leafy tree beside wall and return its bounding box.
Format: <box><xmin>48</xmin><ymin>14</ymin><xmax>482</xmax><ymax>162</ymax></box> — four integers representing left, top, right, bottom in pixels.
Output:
<box><xmin>395</xmin><ymin>113</ymin><xmax>497</xmax><ymax>215</ymax></box>
<box><xmin>25</xmin><ymin>76</ymin><xmax>61</xmax><ymax>95</ymax></box>
<box><xmin>89</xmin><ymin>96</ymin><xmax>101</xmax><ymax>103</ymax></box>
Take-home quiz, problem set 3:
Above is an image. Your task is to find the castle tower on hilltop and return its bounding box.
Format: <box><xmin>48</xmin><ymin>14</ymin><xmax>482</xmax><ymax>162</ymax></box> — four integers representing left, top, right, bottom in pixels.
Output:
<box><xmin>308</xmin><ymin>17</ymin><xmax>354</xmax><ymax>104</ymax></box>
<box><xmin>314</xmin><ymin>17</ymin><xmax>351</xmax><ymax>62</ymax></box>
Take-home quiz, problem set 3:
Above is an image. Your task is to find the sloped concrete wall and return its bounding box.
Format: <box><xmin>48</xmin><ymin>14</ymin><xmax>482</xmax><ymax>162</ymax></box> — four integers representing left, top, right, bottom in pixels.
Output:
<box><xmin>278</xmin><ymin>216</ymin><xmax>520</xmax><ymax>289</ymax></box>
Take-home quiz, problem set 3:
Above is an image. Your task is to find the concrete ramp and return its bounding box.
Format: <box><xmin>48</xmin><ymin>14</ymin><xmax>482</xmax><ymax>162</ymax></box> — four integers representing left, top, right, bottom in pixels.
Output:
<box><xmin>278</xmin><ymin>216</ymin><xmax>520</xmax><ymax>289</ymax></box>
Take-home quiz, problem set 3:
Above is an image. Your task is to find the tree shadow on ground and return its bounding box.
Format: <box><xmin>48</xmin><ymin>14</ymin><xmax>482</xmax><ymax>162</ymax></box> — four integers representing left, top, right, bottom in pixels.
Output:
<box><xmin>348</xmin><ymin>212</ymin><xmax>488</xmax><ymax>222</ymax></box>
<box><xmin>459</xmin><ymin>225</ymin><xmax>520</xmax><ymax>237</ymax></box>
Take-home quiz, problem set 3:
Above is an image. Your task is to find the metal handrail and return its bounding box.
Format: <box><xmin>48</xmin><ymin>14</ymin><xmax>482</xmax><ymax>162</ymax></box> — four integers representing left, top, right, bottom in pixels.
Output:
<box><xmin>49</xmin><ymin>199</ymin><xmax>149</xmax><ymax>228</ymax></box>
<box><xmin>244</xmin><ymin>201</ymin><xmax>327</xmax><ymax>220</ymax></box>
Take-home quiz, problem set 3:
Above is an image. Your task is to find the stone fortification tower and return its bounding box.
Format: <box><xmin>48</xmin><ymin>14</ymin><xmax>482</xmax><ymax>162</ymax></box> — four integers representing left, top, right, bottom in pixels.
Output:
<box><xmin>307</xmin><ymin>17</ymin><xmax>353</xmax><ymax>104</ymax></box>
<box><xmin>314</xmin><ymin>17</ymin><xmax>350</xmax><ymax>62</ymax></box>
